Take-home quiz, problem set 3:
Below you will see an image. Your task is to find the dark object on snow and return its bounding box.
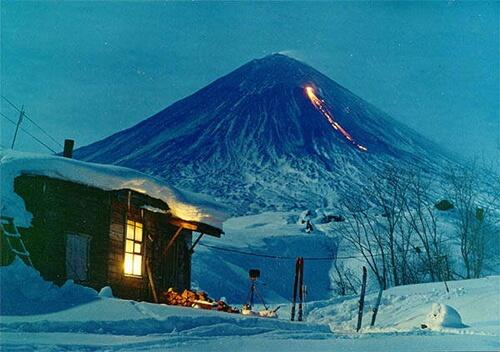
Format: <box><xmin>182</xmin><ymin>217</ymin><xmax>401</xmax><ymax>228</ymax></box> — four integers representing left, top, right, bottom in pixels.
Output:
<box><xmin>356</xmin><ymin>266</ymin><xmax>367</xmax><ymax>332</ymax></box>
<box><xmin>305</xmin><ymin>220</ymin><xmax>314</xmax><ymax>233</ymax></box>
<box><xmin>249</xmin><ymin>269</ymin><xmax>260</xmax><ymax>280</ymax></box>
<box><xmin>318</xmin><ymin>215</ymin><xmax>345</xmax><ymax>224</ymax></box>
<box><xmin>331</xmin><ymin>215</ymin><xmax>345</xmax><ymax>222</ymax></box>
<box><xmin>435</xmin><ymin>199</ymin><xmax>454</xmax><ymax>211</ymax></box>
<box><xmin>421</xmin><ymin>324</ymin><xmax>428</xmax><ymax>329</ymax></box>
<box><xmin>476</xmin><ymin>207</ymin><xmax>485</xmax><ymax>221</ymax></box>
<box><xmin>301</xmin><ymin>210</ymin><xmax>312</xmax><ymax>224</ymax></box>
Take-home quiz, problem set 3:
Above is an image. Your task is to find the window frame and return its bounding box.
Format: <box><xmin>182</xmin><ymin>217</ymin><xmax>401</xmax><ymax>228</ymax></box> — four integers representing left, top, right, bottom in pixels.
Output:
<box><xmin>123</xmin><ymin>219</ymin><xmax>144</xmax><ymax>277</ymax></box>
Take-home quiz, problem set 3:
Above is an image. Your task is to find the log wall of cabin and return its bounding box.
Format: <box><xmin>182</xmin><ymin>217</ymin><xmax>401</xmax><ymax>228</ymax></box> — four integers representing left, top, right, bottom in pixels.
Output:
<box><xmin>10</xmin><ymin>175</ymin><xmax>195</xmax><ymax>303</ymax></box>
<box><xmin>12</xmin><ymin>175</ymin><xmax>111</xmax><ymax>289</ymax></box>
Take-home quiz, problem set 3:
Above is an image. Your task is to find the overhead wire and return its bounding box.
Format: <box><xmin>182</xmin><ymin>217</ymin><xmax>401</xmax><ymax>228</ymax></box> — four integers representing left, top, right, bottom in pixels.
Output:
<box><xmin>198</xmin><ymin>242</ymin><xmax>382</xmax><ymax>261</ymax></box>
<box><xmin>1</xmin><ymin>95</ymin><xmax>63</xmax><ymax>148</ymax></box>
<box><xmin>198</xmin><ymin>235</ymin><xmax>457</xmax><ymax>262</ymax></box>
<box><xmin>1</xmin><ymin>112</ymin><xmax>58</xmax><ymax>153</ymax></box>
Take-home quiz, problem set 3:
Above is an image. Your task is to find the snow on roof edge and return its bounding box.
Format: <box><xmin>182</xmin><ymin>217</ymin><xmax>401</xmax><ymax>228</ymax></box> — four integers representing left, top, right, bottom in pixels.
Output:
<box><xmin>0</xmin><ymin>149</ymin><xmax>228</xmax><ymax>229</ymax></box>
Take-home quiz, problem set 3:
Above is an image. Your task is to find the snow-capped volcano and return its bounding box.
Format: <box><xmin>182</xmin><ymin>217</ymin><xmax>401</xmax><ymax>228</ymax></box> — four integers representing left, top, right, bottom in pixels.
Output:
<box><xmin>74</xmin><ymin>54</ymin><xmax>449</xmax><ymax>212</ymax></box>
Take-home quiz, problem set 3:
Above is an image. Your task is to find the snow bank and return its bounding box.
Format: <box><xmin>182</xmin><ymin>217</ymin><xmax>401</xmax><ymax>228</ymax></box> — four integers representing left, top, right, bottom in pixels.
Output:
<box><xmin>423</xmin><ymin>303</ymin><xmax>466</xmax><ymax>329</ymax></box>
<box><xmin>0</xmin><ymin>257</ymin><xmax>98</xmax><ymax>315</ymax></box>
<box><xmin>308</xmin><ymin>276</ymin><xmax>499</xmax><ymax>335</ymax></box>
<box><xmin>98</xmin><ymin>286</ymin><xmax>114</xmax><ymax>298</ymax></box>
<box><xmin>0</xmin><ymin>257</ymin><xmax>329</xmax><ymax>342</ymax></box>
<box><xmin>1</xmin><ymin>252</ymin><xmax>499</xmax><ymax>351</ymax></box>
<box><xmin>0</xmin><ymin>149</ymin><xmax>228</xmax><ymax>229</ymax></box>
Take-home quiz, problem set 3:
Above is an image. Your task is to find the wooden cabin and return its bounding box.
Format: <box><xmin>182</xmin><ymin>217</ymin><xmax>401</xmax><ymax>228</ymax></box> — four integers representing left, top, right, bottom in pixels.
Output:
<box><xmin>1</xmin><ymin>153</ymin><xmax>224</xmax><ymax>303</ymax></box>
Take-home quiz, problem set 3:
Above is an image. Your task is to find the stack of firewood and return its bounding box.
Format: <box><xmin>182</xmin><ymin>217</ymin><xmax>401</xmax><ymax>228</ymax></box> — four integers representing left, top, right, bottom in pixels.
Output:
<box><xmin>160</xmin><ymin>288</ymin><xmax>239</xmax><ymax>314</ymax></box>
<box><xmin>215</xmin><ymin>300</ymin><xmax>240</xmax><ymax>314</ymax></box>
<box><xmin>161</xmin><ymin>288</ymin><xmax>207</xmax><ymax>307</ymax></box>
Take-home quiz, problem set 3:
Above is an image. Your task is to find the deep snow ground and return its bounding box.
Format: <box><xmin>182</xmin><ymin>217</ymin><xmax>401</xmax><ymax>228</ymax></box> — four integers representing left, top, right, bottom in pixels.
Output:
<box><xmin>1</xmin><ymin>261</ymin><xmax>499</xmax><ymax>351</ymax></box>
<box><xmin>1</xmin><ymin>212</ymin><xmax>499</xmax><ymax>351</ymax></box>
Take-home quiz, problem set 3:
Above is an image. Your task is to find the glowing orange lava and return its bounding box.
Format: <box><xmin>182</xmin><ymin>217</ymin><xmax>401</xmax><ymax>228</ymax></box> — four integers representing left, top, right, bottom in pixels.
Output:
<box><xmin>305</xmin><ymin>86</ymin><xmax>367</xmax><ymax>152</ymax></box>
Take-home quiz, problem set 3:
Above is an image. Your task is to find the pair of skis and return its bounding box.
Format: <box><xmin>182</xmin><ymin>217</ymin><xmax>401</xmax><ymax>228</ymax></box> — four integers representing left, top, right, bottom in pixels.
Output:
<box><xmin>291</xmin><ymin>257</ymin><xmax>304</xmax><ymax>321</ymax></box>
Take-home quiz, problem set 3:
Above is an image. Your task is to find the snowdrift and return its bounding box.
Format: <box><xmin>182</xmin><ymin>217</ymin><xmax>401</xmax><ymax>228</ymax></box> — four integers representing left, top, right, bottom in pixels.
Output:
<box><xmin>0</xmin><ymin>258</ymin><xmax>329</xmax><ymax>335</ymax></box>
<box><xmin>423</xmin><ymin>303</ymin><xmax>467</xmax><ymax>329</ymax></box>
<box><xmin>0</xmin><ymin>257</ymin><xmax>98</xmax><ymax>315</ymax></box>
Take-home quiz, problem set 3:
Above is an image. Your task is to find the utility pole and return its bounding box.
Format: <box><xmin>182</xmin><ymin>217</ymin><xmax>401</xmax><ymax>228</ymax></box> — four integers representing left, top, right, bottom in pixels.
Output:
<box><xmin>11</xmin><ymin>105</ymin><xmax>25</xmax><ymax>149</ymax></box>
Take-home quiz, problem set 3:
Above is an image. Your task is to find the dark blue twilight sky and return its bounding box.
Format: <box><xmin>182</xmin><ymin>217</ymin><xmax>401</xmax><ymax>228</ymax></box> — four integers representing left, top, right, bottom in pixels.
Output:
<box><xmin>1</xmin><ymin>1</ymin><xmax>498</xmax><ymax>163</ymax></box>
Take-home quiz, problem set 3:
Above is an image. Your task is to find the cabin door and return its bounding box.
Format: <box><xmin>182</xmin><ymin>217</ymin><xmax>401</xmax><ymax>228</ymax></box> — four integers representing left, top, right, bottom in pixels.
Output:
<box><xmin>66</xmin><ymin>233</ymin><xmax>91</xmax><ymax>282</ymax></box>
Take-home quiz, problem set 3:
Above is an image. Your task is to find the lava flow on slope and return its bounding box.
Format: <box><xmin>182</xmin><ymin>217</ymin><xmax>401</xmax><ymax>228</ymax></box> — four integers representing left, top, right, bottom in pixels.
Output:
<box><xmin>305</xmin><ymin>86</ymin><xmax>367</xmax><ymax>152</ymax></box>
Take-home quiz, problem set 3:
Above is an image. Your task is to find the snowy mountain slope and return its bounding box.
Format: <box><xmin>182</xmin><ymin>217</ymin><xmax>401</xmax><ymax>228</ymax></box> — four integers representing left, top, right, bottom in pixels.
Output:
<box><xmin>1</xmin><ymin>258</ymin><xmax>499</xmax><ymax>351</ymax></box>
<box><xmin>73</xmin><ymin>54</ymin><xmax>452</xmax><ymax>213</ymax></box>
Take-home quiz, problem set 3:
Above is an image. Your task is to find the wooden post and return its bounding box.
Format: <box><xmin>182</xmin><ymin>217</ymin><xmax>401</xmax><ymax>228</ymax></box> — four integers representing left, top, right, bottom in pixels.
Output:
<box><xmin>356</xmin><ymin>266</ymin><xmax>367</xmax><ymax>332</ymax></box>
<box><xmin>146</xmin><ymin>260</ymin><xmax>158</xmax><ymax>303</ymax></box>
<box><xmin>189</xmin><ymin>233</ymin><xmax>204</xmax><ymax>253</ymax></box>
<box><xmin>443</xmin><ymin>255</ymin><xmax>450</xmax><ymax>293</ymax></box>
<box><xmin>370</xmin><ymin>286</ymin><xmax>383</xmax><ymax>327</ymax></box>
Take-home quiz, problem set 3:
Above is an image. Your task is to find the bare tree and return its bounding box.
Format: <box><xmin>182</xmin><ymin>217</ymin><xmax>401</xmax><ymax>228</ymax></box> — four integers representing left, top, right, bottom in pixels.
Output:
<box><xmin>338</xmin><ymin>196</ymin><xmax>389</xmax><ymax>289</ymax></box>
<box><xmin>446</xmin><ymin>161</ymin><xmax>500</xmax><ymax>278</ymax></box>
<box><xmin>395</xmin><ymin>220</ymin><xmax>422</xmax><ymax>285</ymax></box>
<box><xmin>403</xmin><ymin>170</ymin><xmax>450</xmax><ymax>282</ymax></box>
<box><xmin>331</xmin><ymin>259</ymin><xmax>359</xmax><ymax>296</ymax></box>
<box><xmin>367</xmin><ymin>165</ymin><xmax>411</xmax><ymax>286</ymax></box>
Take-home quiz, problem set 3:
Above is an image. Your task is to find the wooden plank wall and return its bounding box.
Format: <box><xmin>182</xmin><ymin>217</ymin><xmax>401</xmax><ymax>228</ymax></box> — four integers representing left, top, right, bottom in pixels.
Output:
<box><xmin>107</xmin><ymin>190</ymin><xmax>193</xmax><ymax>301</ymax></box>
<box><xmin>11</xmin><ymin>176</ymin><xmax>196</xmax><ymax>302</ymax></box>
<box><xmin>13</xmin><ymin>175</ymin><xmax>111</xmax><ymax>288</ymax></box>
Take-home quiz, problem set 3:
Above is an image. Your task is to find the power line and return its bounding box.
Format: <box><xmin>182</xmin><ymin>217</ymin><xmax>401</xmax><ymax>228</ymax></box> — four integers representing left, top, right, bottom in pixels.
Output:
<box><xmin>198</xmin><ymin>242</ymin><xmax>380</xmax><ymax>261</ymax></box>
<box><xmin>1</xmin><ymin>95</ymin><xmax>63</xmax><ymax>148</ymax></box>
<box><xmin>198</xmin><ymin>236</ymin><xmax>457</xmax><ymax>261</ymax></box>
<box><xmin>1</xmin><ymin>112</ymin><xmax>57</xmax><ymax>153</ymax></box>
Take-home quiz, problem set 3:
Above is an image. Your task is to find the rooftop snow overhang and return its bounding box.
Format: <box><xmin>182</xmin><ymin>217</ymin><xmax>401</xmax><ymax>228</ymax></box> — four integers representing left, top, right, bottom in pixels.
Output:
<box><xmin>1</xmin><ymin>150</ymin><xmax>228</xmax><ymax>231</ymax></box>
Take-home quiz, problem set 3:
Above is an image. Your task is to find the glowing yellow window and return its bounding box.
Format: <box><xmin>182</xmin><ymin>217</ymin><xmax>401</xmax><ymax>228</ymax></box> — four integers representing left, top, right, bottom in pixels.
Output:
<box><xmin>124</xmin><ymin>220</ymin><xmax>143</xmax><ymax>276</ymax></box>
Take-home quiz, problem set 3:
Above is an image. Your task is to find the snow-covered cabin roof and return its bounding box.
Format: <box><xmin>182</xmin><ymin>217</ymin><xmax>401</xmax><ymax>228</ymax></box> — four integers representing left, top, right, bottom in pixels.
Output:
<box><xmin>0</xmin><ymin>149</ymin><xmax>227</xmax><ymax>230</ymax></box>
